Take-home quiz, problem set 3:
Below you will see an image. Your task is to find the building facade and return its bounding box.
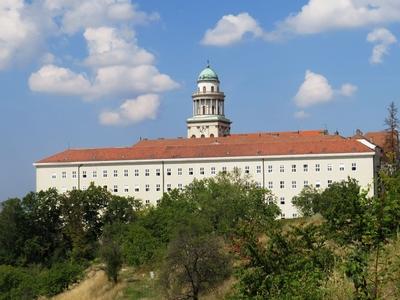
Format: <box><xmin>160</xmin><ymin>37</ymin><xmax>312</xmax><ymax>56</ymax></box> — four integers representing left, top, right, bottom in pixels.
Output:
<box><xmin>35</xmin><ymin>66</ymin><xmax>378</xmax><ymax>218</ymax></box>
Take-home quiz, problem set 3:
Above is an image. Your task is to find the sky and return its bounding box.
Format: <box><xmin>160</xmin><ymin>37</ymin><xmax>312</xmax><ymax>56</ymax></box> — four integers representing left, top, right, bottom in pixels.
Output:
<box><xmin>1</xmin><ymin>0</ymin><xmax>400</xmax><ymax>200</ymax></box>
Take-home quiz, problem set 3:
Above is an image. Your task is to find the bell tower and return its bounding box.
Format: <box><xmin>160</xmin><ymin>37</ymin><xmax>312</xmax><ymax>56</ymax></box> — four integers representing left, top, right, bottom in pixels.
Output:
<box><xmin>187</xmin><ymin>64</ymin><xmax>231</xmax><ymax>138</ymax></box>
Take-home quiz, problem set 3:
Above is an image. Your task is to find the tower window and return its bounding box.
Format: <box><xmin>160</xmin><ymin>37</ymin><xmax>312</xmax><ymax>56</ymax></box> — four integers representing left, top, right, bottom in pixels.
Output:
<box><xmin>203</xmin><ymin>86</ymin><xmax>206</xmax><ymax>93</ymax></box>
<box><xmin>202</xmin><ymin>106</ymin><xmax>206</xmax><ymax>115</ymax></box>
<box><xmin>211</xmin><ymin>86</ymin><xmax>214</xmax><ymax>92</ymax></box>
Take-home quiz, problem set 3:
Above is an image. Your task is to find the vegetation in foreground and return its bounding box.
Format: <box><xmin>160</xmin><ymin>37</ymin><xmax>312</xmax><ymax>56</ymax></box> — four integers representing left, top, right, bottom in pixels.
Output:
<box><xmin>1</xmin><ymin>103</ymin><xmax>400</xmax><ymax>299</ymax></box>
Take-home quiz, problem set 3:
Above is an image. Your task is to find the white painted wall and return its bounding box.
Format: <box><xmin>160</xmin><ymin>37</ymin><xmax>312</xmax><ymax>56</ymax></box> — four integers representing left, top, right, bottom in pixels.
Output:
<box><xmin>35</xmin><ymin>152</ymin><xmax>376</xmax><ymax>219</ymax></box>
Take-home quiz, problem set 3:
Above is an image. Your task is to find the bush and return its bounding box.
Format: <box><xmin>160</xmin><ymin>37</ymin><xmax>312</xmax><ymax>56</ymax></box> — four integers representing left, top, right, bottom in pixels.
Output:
<box><xmin>122</xmin><ymin>224</ymin><xmax>161</xmax><ymax>267</ymax></box>
<box><xmin>0</xmin><ymin>265</ymin><xmax>38</xmax><ymax>300</ymax></box>
<box><xmin>37</xmin><ymin>262</ymin><xmax>84</xmax><ymax>296</ymax></box>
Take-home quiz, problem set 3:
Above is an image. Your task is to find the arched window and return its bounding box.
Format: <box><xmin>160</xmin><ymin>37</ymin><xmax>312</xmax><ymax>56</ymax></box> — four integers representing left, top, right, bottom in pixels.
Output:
<box><xmin>201</xmin><ymin>134</ymin><xmax>205</xmax><ymax>138</ymax></box>
<box><xmin>211</xmin><ymin>86</ymin><xmax>214</xmax><ymax>92</ymax></box>
<box><xmin>210</xmin><ymin>134</ymin><xmax>214</xmax><ymax>138</ymax></box>
<box><xmin>203</xmin><ymin>86</ymin><xmax>206</xmax><ymax>93</ymax></box>
<box><xmin>191</xmin><ymin>135</ymin><xmax>196</xmax><ymax>138</ymax></box>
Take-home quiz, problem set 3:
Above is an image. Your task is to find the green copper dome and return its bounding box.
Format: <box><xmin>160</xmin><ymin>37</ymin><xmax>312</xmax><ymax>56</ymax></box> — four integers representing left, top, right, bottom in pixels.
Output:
<box><xmin>198</xmin><ymin>66</ymin><xmax>219</xmax><ymax>82</ymax></box>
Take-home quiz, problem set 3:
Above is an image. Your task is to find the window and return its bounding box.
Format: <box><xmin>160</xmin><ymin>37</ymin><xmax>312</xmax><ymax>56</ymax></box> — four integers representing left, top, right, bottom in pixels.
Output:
<box><xmin>51</xmin><ymin>173</ymin><xmax>57</xmax><ymax>179</ymax></box>
<box><xmin>281</xmin><ymin>213</ymin><xmax>286</xmax><ymax>219</ymax></box>
<box><xmin>145</xmin><ymin>184</ymin><xmax>150</xmax><ymax>192</ymax></box>
<box><xmin>103</xmin><ymin>185</ymin><xmax>108</xmax><ymax>190</ymax></box>
<box><xmin>280</xmin><ymin>181</ymin><xmax>285</xmax><ymax>189</ymax></box>
<box><xmin>327</xmin><ymin>164</ymin><xmax>333</xmax><ymax>171</ymax></box>
<box><xmin>72</xmin><ymin>186</ymin><xmax>77</xmax><ymax>190</ymax></box>
<box><xmin>156</xmin><ymin>200</ymin><xmax>161</xmax><ymax>205</ymax></box>
<box><xmin>293</xmin><ymin>213</ymin><xmax>298</xmax><ymax>218</ymax></box>
<box><xmin>352</xmin><ymin>163</ymin><xmax>357</xmax><ymax>171</ymax></box>
<box><xmin>156</xmin><ymin>169</ymin><xmax>160</xmax><ymax>176</ymax></box>
<box><xmin>268</xmin><ymin>181</ymin><xmax>273</xmax><ymax>189</ymax></box>
<box><xmin>292</xmin><ymin>164</ymin><xmax>296</xmax><ymax>172</ymax></box>
<box><xmin>124</xmin><ymin>169</ymin><xmax>128</xmax><ymax>177</ymax></box>
<box><xmin>315</xmin><ymin>164</ymin><xmax>320</xmax><ymax>172</ymax></box>
<box><xmin>62</xmin><ymin>171</ymin><xmax>66</xmax><ymax>179</ymax></box>
<box><xmin>280</xmin><ymin>165</ymin><xmax>285</xmax><ymax>173</ymax></box>
<box><xmin>245</xmin><ymin>166</ymin><xmax>250</xmax><ymax>174</ymax></box>
<box><xmin>103</xmin><ymin>170</ymin><xmax>107</xmax><ymax>177</ymax></box>
<box><xmin>72</xmin><ymin>171</ymin><xmax>77</xmax><ymax>178</ymax></box>
<box><xmin>113</xmin><ymin>185</ymin><xmax>118</xmax><ymax>193</ymax></box>
<box><xmin>339</xmin><ymin>164</ymin><xmax>345</xmax><ymax>171</ymax></box>
<box><xmin>328</xmin><ymin>180</ymin><xmax>332</xmax><ymax>187</ymax></box>
<box><xmin>211</xmin><ymin>167</ymin><xmax>216</xmax><ymax>175</ymax></box>
<box><xmin>82</xmin><ymin>171</ymin><xmax>87</xmax><ymax>178</ymax></box>
<box><xmin>189</xmin><ymin>168</ymin><xmax>193</xmax><ymax>175</ymax></box>
<box><xmin>134</xmin><ymin>169</ymin><xmax>139</xmax><ymax>176</ymax></box>
<box><xmin>304</xmin><ymin>180</ymin><xmax>309</xmax><ymax>187</ymax></box>
<box><xmin>203</xmin><ymin>86</ymin><xmax>206</xmax><ymax>93</ymax></box>
<box><xmin>124</xmin><ymin>186</ymin><xmax>129</xmax><ymax>193</ymax></box>
<box><xmin>167</xmin><ymin>168</ymin><xmax>172</xmax><ymax>176</ymax></box>
<box><xmin>256</xmin><ymin>182</ymin><xmax>262</xmax><ymax>188</ymax></box>
<box><xmin>303</xmin><ymin>164</ymin><xmax>308</xmax><ymax>172</ymax></box>
<box><xmin>292</xmin><ymin>181</ymin><xmax>297</xmax><ymax>189</ymax></box>
<box><xmin>268</xmin><ymin>165</ymin><xmax>273</xmax><ymax>173</ymax></box>
<box><xmin>316</xmin><ymin>181</ymin><xmax>321</xmax><ymax>188</ymax></box>
<box><xmin>113</xmin><ymin>170</ymin><xmax>118</xmax><ymax>177</ymax></box>
<box><xmin>222</xmin><ymin>166</ymin><xmax>227</xmax><ymax>173</ymax></box>
<box><xmin>211</xmin><ymin>86</ymin><xmax>214</xmax><ymax>92</ymax></box>
<box><xmin>178</xmin><ymin>168</ymin><xmax>182</xmax><ymax>175</ymax></box>
<box><xmin>93</xmin><ymin>171</ymin><xmax>97</xmax><ymax>178</ymax></box>
<box><xmin>145</xmin><ymin>169</ymin><xmax>150</xmax><ymax>176</ymax></box>
<box><xmin>167</xmin><ymin>184</ymin><xmax>172</xmax><ymax>191</ymax></box>
<box><xmin>256</xmin><ymin>165</ymin><xmax>261</xmax><ymax>173</ymax></box>
<box><xmin>156</xmin><ymin>184</ymin><xmax>161</xmax><ymax>191</ymax></box>
<box><xmin>200</xmin><ymin>167</ymin><xmax>204</xmax><ymax>175</ymax></box>
<box><xmin>280</xmin><ymin>197</ymin><xmax>285</xmax><ymax>205</ymax></box>
<box><xmin>134</xmin><ymin>186</ymin><xmax>139</xmax><ymax>192</ymax></box>
<box><xmin>178</xmin><ymin>184</ymin><xmax>183</xmax><ymax>190</ymax></box>
<box><xmin>145</xmin><ymin>200</ymin><xmax>150</xmax><ymax>205</ymax></box>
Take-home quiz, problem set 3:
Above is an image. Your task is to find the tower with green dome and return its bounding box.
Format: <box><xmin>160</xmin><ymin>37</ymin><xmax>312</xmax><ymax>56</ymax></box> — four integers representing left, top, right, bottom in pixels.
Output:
<box><xmin>186</xmin><ymin>64</ymin><xmax>231</xmax><ymax>138</ymax></box>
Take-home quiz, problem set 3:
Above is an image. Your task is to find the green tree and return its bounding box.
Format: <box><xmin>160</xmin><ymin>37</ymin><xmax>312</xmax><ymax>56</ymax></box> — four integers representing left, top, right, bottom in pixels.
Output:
<box><xmin>61</xmin><ymin>184</ymin><xmax>110</xmax><ymax>261</ymax></box>
<box><xmin>0</xmin><ymin>198</ymin><xmax>29</xmax><ymax>265</ymax></box>
<box><xmin>160</xmin><ymin>222</ymin><xmax>231</xmax><ymax>300</ymax></box>
<box><xmin>234</xmin><ymin>224</ymin><xmax>335</xmax><ymax>300</ymax></box>
<box><xmin>100</xmin><ymin>237</ymin><xmax>123</xmax><ymax>284</ymax></box>
<box><xmin>384</xmin><ymin>101</ymin><xmax>399</xmax><ymax>167</ymax></box>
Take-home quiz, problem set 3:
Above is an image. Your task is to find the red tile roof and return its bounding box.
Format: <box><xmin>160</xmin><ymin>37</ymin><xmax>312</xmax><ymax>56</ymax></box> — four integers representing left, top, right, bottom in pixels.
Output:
<box><xmin>36</xmin><ymin>130</ymin><xmax>375</xmax><ymax>164</ymax></box>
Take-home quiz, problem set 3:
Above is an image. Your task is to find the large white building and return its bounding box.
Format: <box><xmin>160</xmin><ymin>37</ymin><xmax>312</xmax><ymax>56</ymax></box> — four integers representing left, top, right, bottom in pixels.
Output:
<box><xmin>34</xmin><ymin>65</ymin><xmax>379</xmax><ymax>218</ymax></box>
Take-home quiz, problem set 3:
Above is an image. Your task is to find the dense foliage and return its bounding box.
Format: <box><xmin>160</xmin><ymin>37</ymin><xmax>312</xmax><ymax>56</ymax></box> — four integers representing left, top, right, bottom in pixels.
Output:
<box><xmin>2</xmin><ymin>162</ymin><xmax>400</xmax><ymax>299</ymax></box>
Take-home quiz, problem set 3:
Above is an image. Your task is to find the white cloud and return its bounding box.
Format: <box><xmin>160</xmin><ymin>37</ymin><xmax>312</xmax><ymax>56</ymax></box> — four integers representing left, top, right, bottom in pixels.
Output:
<box><xmin>367</xmin><ymin>27</ymin><xmax>397</xmax><ymax>64</ymax></box>
<box><xmin>44</xmin><ymin>0</ymin><xmax>159</xmax><ymax>34</ymax></box>
<box><xmin>0</xmin><ymin>0</ymin><xmax>45</xmax><ymax>69</ymax></box>
<box><xmin>29</xmin><ymin>63</ymin><xmax>178</xmax><ymax>100</ymax></box>
<box><xmin>294</xmin><ymin>110</ymin><xmax>310</xmax><ymax>119</ymax></box>
<box><xmin>83</xmin><ymin>27</ymin><xmax>154</xmax><ymax>68</ymax></box>
<box><xmin>339</xmin><ymin>83</ymin><xmax>358</xmax><ymax>96</ymax></box>
<box><xmin>294</xmin><ymin>70</ymin><xmax>357</xmax><ymax>108</ymax></box>
<box><xmin>273</xmin><ymin>0</ymin><xmax>400</xmax><ymax>36</ymax></box>
<box><xmin>28</xmin><ymin>64</ymin><xmax>91</xmax><ymax>95</ymax></box>
<box><xmin>99</xmin><ymin>94</ymin><xmax>160</xmax><ymax>125</ymax></box>
<box><xmin>202</xmin><ymin>12</ymin><xmax>263</xmax><ymax>46</ymax></box>
<box><xmin>294</xmin><ymin>70</ymin><xmax>334</xmax><ymax>108</ymax></box>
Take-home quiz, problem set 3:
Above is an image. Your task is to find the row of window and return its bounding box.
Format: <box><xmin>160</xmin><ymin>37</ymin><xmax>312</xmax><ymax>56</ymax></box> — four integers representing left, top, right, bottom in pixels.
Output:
<box><xmin>67</xmin><ymin>179</ymin><xmax>334</xmax><ymax>195</ymax></box>
<box><xmin>51</xmin><ymin>162</ymin><xmax>358</xmax><ymax>180</ymax></box>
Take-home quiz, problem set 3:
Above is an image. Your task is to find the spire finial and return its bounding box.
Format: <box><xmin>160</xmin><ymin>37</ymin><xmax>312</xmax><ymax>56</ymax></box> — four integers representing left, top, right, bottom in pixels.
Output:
<box><xmin>206</xmin><ymin>59</ymin><xmax>210</xmax><ymax>68</ymax></box>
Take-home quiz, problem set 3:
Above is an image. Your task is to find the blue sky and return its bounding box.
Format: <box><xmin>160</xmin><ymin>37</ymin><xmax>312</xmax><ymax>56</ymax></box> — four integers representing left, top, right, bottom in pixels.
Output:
<box><xmin>1</xmin><ymin>0</ymin><xmax>400</xmax><ymax>200</ymax></box>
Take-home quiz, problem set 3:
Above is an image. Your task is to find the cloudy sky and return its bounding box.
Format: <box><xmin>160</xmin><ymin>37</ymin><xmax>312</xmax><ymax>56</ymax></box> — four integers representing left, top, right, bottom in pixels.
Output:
<box><xmin>1</xmin><ymin>0</ymin><xmax>400</xmax><ymax>200</ymax></box>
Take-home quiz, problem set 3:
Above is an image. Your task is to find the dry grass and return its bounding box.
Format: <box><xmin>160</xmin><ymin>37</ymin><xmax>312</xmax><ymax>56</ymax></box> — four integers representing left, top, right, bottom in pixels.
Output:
<box><xmin>51</xmin><ymin>267</ymin><xmax>126</xmax><ymax>300</ymax></box>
